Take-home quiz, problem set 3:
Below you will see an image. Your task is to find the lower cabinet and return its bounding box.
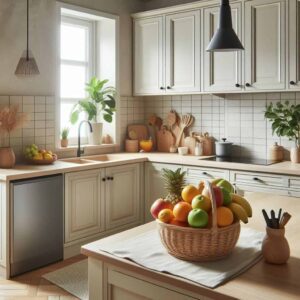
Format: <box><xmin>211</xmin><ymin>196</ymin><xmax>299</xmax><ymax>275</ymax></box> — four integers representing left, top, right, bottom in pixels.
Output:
<box><xmin>65</xmin><ymin>163</ymin><xmax>143</xmax><ymax>244</ymax></box>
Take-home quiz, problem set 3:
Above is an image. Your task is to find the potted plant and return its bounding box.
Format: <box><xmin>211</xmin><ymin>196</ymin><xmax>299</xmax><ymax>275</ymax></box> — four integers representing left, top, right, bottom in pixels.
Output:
<box><xmin>0</xmin><ymin>105</ymin><xmax>27</xmax><ymax>168</ymax></box>
<box><xmin>60</xmin><ymin>127</ymin><xmax>70</xmax><ymax>148</ymax></box>
<box><xmin>70</xmin><ymin>77</ymin><xmax>116</xmax><ymax>145</ymax></box>
<box><xmin>265</xmin><ymin>101</ymin><xmax>300</xmax><ymax>163</ymax></box>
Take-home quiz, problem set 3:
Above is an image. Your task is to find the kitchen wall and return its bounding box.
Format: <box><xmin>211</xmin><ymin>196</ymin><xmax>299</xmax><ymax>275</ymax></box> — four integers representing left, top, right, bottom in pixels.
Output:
<box><xmin>143</xmin><ymin>92</ymin><xmax>299</xmax><ymax>160</ymax></box>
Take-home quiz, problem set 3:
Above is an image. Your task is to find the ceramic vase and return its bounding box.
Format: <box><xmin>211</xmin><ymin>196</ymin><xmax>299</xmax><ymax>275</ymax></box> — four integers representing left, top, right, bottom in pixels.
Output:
<box><xmin>0</xmin><ymin>147</ymin><xmax>16</xmax><ymax>169</ymax></box>
<box><xmin>262</xmin><ymin>227</ymin><xmax>290</xmax><ymax>264</ymax></box>
<box><xmin>290</xmin><ymin>147</ymin><xmax>300</xmax><ymax>163</ymax></box>
<box><xmin>89</xmin><ymin>123</ymin><xmax>103</xmax><ymax>145</ymax></box>
<box><xmin>60</xmin><ymin>139</ymin><xmax>68</xmax><ymax>148</ymax></box>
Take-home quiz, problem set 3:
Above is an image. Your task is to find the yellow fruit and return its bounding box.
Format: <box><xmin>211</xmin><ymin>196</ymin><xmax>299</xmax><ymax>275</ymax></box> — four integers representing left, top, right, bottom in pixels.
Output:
<box><xmin>231</xmin><ymin>194</ymin><xmax>252</xmax><ymax>217</ymax></box>
<box><xmin>43</xmin><ymin>153</ymin><xmax>53</xmax><ymax>160</ymax></box>
<box><xmin>198</xmin><ymin>181</ymin><xmax>205</xmax><ymax>193</ymax></box>
<box><xmin>158</xmin><ymin>209</ymin><xmax>174</xmax><ymax>223</ymax></box>
<box><xmin>228</xmin><ymin>203</ymin><xmax>248</xmax><ymax>224</ymax></box>
<box><xmin>33</xmin><ymin>153</ymin><xmax>43</xmax><ymax>160</ymax></box>
<box><xmin>181</xmin><ymin>185</ymin><xmax>200</xmax><ymax>203</ymax></box>
<box><xmin>216</xmin><ymin>206</ymin><xmax>234</xmax><ymax>227</ymax></box>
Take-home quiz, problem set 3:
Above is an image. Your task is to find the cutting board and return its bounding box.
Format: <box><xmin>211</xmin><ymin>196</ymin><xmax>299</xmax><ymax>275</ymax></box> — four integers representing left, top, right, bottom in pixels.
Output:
<box><xmin>127</xmin><ymin>124</ymin><xmax>148</xmax><ymax>141</ymax></box>
<box><xmin>156</xmin><ymin>127</ymin><xmax>175</xmax><ymax>152</ymax></box>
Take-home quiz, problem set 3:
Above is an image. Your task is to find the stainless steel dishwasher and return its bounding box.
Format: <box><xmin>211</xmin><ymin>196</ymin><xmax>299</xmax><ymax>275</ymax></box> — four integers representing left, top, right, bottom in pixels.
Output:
<box><xmin>10</xmin><ymin>174</ymin><xmax>63</xmax><ymax>276</ymax></box>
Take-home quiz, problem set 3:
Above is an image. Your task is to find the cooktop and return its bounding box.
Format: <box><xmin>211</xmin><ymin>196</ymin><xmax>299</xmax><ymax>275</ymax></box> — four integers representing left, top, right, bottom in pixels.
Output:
<box><xmin>201</xmin><ymin>156</ymin><xmax>278</xmax><ymax>166</ymax></box>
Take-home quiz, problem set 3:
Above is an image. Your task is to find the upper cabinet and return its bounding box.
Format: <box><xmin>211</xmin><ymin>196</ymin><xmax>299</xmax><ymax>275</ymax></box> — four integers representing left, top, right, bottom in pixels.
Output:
<box><xmin>244</xmin><ymin>0</ymin><xmax>286</xmax><ymax>91</ymax></box>
<box><xmin>134</xmin><ymin>17</ymin><xmax>164</xmax><ymax>95</ymax></box>
<box><xmin>203</xmin><ymin>2</ymin><xmax>242</xmax><ymax>92</ymax></box>
<box><xmin>165</xmin><ymin>11</ymin><xmax>201</xmax><ymax>93</ymax></box>
<box><xmin>289</xmin><ymin>0</ymin><xmax>300</xmax><ymax>90</ymax></box>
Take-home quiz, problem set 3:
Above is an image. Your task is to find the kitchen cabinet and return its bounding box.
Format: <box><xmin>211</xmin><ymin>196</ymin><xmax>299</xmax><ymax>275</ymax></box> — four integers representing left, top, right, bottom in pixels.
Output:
<box><xmin>0</xmin><ymin>181</ymin><xmax>6</xmax><ymax>267</ymax></box>
<box><xmin>145</xmin><ymin>162</ymin><xmax>181</xmax><ymax>222</ymax></box>
<box><xmin>134</xmin><ymin>17</ymin><xmax>164</xmax><ymax>95</ymax></box>
<box><xmin>105</xmin><ymin>163</ymin><xmax>142</xmax><ymax>230</ymax></box>
<box><xmin>65</xmin><ymin>169</ymin><xmax>105</xmax><ymax>243</ymax></box>
<box><xmin>165</xmin><ymin>10</ymin><xmax>201</xmax><ymax>93</ymax></box>
<box><xmin>244</xmin><ymin>0</ymin><xmax>286</xmax><ymax>91</ymax></box>
<box><xmin>289</xmin><ymin>0</ymin><xmax>300</xmax><ymax>90</ymax></box>
<box><xmin>203</xmin><ymin>2</ymin><xmax>242</xmax><ymax>92</ymax></box>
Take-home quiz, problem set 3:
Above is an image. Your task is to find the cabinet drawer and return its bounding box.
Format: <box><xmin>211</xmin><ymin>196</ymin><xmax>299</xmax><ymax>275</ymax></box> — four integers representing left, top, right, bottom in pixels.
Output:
<box><xmin>185</xmin><ymin>167</ymin><xmax>229</xmax><ymax>185</ymax></box>
<box><xmin>231</xmin><ymin>171</ymin><xmax>285</xmax><ymax>188</ymax></box>
<box><xmin>288</xmin><ymin>177</ymin><xmax>300</xmax><ymax>190</ymax></box>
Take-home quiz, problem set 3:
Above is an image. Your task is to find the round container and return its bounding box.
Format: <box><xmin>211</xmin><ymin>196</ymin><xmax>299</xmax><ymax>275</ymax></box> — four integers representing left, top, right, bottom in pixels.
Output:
<box><xmin>139</xmin><ymin>139</ymin><xmax>153</xmax><ymax>152</ymax></box>
<box><xmin>178</xmin><ymin>146</ymin><xmax>188</xmax><ymax>155</ymax></box>
<box><xmin>269</xmin><ymin>142</ymin><xmax>284</xmax><ymax>161</ymax></box>
<box><xmin>215</xmin><ymin>138</ymin><xmax>233</xmax><ymax>157</ymax></box>
<box><xmin>125</xmin><ymin>139</ymin><xmax>139</xmax><ymax>153</ymax></box>
<box><xmin>0</xmin><ymin>147</ymin><xmax>16</xmax><ymax>169</ymax></box>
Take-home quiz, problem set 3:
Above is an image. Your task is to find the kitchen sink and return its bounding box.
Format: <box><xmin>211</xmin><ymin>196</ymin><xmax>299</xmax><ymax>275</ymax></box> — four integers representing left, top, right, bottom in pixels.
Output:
<box><xmin>84</xmin><ymin>154</ymin><xmax>124</xmax><ymax>162</ymax></box>
<box><xmin>60</xmin><ymin>158</ymin><xmax>96</xmax><ymax>164</ymax></box>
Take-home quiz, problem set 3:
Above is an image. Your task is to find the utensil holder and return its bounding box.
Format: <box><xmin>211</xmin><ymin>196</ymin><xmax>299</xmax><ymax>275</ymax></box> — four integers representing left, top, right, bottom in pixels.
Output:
<box><xmin>262</xmin><ymin>227</ymin><xmax>290</xmax><ymax>264</ymax></box>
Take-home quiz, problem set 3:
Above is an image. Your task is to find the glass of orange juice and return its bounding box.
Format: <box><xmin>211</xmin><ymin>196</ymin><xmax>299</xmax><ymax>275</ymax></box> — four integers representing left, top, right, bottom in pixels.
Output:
<box><xmin>139</xmin><ymin>139</ymin><xmax>153</xmax><ymax>152</ymax></box>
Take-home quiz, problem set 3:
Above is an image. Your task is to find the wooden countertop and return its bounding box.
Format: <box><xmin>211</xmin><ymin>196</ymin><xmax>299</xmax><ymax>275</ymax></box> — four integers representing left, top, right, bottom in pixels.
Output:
<box><xmin>1</xmin><ymin>152</ymin><xmax>300</xmax><ymax>181</ymax></box>
<box><xmin>82</xmin><ymin>192</ymin><xmax>300</xmax><ymax>300</ymax></box>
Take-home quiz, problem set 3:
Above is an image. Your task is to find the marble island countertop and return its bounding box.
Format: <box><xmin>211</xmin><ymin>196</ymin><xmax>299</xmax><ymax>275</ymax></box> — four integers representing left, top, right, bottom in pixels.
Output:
<box><xmin>1</xmin><ymin>152</ymin><xmax>300</xmax><ymax>181</ymax></box>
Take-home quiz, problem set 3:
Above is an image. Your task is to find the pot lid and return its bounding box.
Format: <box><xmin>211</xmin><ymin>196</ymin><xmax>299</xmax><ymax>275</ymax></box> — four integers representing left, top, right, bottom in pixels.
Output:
<box><xmin>216</xmin><ymin>138</ymin><xmax>233</xmax><ymax>145</ymax></box>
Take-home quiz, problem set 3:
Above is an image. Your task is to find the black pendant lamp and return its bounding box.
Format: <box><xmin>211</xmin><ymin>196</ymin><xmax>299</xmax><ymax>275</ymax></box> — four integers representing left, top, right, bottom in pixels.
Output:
<box><xmin>206</xmin><ymin>0</ymin><xmax>244</xmax><ymax>52</ymax></box>
<box><xmin>15</xmin><ymin>0</ymin><xmax>40</xmax><ymax>75</ymax></box>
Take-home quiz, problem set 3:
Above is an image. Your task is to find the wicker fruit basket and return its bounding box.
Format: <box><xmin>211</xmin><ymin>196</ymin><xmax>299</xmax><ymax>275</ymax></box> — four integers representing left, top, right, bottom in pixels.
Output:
<box><xmin>157</xmin><ymin>180</ymin><xmax>241</xmax><ymax>262</ymax></box>
<box><xmin>27</xmin><ymin>154</ymin><xmax>58</xmax><ymax>165</ymax></box>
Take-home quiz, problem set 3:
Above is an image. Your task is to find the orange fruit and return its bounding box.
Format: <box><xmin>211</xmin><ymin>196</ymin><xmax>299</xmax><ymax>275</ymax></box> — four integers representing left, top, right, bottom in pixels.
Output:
<box><xmin>173</xmin><ymin>202</ymin><xmax>192</xmax><ymax>222</ymax></box>
<box><xmin>216</xmin><ymin>206</ymin><xmax>234</xmax><ymax>227</ymax></box>
<box><xmin>181</xmin><ymin>185</ymin><xmax>200</xmax><ymax>203</ymax></box>
<box><xmin>170</xmin><ymin>219</ymin><xmax>189</xmax><ymax>227</ymax></box>
<box><xmin>158</xmin><ymin>209</ymin><xmax>174</xmax><ymax>223</ymax></box>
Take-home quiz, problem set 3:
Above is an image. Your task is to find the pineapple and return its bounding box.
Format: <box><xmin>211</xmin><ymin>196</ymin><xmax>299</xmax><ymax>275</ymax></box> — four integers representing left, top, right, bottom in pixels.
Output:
<box><xmin>161</xmin><ymin>168</ymin><xmax>186</xmax><ymax>205</ymax></box>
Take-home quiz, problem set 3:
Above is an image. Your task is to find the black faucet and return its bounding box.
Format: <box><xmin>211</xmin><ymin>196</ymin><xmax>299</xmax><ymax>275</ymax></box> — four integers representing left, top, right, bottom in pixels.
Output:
<box><xmin>77</xmin><ymin>120</ymin><xmax>93</xmax><ymax>157</ymax></box>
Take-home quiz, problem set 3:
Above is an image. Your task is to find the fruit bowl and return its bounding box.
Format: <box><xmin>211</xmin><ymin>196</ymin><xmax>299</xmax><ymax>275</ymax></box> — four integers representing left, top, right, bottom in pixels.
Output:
<box><xmin>27</xmin><ymin>154</ymin><xmax>58</xmax><ymax>165</ymax></box>
<box><xmin>156</xmin><ymin>180</ymin><xmax>241</xmax><ymax>262</ymax></box>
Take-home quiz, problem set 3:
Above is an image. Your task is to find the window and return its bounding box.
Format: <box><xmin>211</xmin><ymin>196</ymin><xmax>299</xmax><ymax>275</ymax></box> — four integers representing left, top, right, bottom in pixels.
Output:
<box><xmin>60</xmin><ymin>16</ymin><xmax>95</xmax><ymax>144</ymax></box>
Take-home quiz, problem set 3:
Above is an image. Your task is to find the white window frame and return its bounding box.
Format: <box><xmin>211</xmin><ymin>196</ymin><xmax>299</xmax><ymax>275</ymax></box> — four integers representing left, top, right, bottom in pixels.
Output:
<box><xmin>60</xmin><ymin>15</ymin><xmax>96</xmax><ymax>145</ymax></box>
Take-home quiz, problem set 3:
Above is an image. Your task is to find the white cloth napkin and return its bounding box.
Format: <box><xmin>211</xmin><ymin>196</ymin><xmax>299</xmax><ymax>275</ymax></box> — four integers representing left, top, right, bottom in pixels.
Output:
<box><xmin>98</xmin><ymin>227</ymin><xmax>264</xmax><ymax>288</ymax></box>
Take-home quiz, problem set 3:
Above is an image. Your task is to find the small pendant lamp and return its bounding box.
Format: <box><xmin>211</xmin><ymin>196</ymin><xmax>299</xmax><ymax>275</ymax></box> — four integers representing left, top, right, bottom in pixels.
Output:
<box><xmin>206</xmin><ymin>0</ymin><xmax>244</xmax><ymax>52</ymax></box>
<box><xmin>15</xmin><ymin>0</ymin><xmax>40</xmax><ymax>75</ymax></box>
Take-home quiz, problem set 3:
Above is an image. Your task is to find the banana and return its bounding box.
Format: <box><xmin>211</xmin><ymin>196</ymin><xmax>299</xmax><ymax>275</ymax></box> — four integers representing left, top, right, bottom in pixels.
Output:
<box><xmin>228</xmin><ymin>203</ymin><xmax>248</xmax><ymax>224</ymax></box>
<box><xmin>231</xmin><ymin>194</ymin><xmax>252</xmax><ymax>218</ymax></box>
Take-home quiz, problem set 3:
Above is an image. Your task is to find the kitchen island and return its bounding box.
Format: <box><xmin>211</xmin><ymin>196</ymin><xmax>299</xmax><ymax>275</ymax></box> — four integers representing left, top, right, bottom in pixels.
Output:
<box><xmin>82</xmin><ymin>192</ymin><xmax>300</xmax><ymax>300</ymax></box>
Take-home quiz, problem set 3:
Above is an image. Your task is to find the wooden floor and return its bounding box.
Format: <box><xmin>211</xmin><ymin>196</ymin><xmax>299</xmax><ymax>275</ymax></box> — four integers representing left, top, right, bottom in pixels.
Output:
<box><xmin>0</xmin><ymin>255</ymin><xmax>86</xmax><ymax>300</ymax></box>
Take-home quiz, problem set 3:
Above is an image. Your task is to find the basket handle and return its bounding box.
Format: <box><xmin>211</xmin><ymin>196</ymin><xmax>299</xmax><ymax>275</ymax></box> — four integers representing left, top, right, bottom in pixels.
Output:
<box><xmin>204</xmin><ymin>180</ymin><xmax>218</xmax><ymax>232</ymax></box>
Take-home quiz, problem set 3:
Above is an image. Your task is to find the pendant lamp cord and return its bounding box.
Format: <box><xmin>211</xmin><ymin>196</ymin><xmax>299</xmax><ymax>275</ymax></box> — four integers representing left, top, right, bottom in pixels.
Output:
<box><xmin>26</xmin><ymin>0</ymin><xmax>29</xmax><ymax>60</ymax></box>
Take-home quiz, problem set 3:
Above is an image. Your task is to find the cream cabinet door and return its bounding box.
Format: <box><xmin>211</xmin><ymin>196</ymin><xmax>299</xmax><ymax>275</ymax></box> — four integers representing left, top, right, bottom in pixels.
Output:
<box><xmin>105</xmin><ymin>164</ymin><xmax>142</xmax><ymax>230</ymax></box>
<box><xmin>134</xmin><ymin>17</ymin><xmax>164</xmax><ymax>95</ymax></box>
<box><xmin>144</xmin><ymin>162</ymin><xmax>182</xmax><ymax>222</ymax></box>
<box><xmin>244</xmin><ymin>0</ymin><xmax>286</xmax><ymax>91</ymax></box>
<box><xmin>65</xmin><ymin>169</ymin><xmax>104</xmax><ymax>243</ymax></box>
<box><xmin>165</xmin><ymin>10</ymin><xmax>201</xmax><ymax>93</ymax></box>
<box><xmin>289</xmin><ymin>0</ymin><xmax>300</xmax><ymax>90</ymax></box>
<box><xmin>203</xmin><ymin>2</ymin><xmax>242</xmax><ymax>92</ymax></box>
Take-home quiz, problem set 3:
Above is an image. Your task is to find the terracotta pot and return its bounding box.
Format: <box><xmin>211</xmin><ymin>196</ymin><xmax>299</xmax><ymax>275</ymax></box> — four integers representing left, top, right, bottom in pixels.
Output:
<box><xmin>290</xmin><ymin>147</ymin><xmax>300</xmax><ymax>163</ymax></box>
<box><xmin>262</xmin><ymin>227</ymin><xmax>290</xmax><ymax>264</ymax></box>
<box><xmin>60</xmin><ymin>139</ymin><xmax>68</xmax><ymax>148</ymax></box>
<box><xmin>0</xmin><ymin>147</ymin><xmax>16</xmax><ymax>169</ymax></box>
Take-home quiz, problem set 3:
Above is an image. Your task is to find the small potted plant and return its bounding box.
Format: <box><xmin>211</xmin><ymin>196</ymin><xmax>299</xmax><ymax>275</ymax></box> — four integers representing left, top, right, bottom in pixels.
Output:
<box><xmin>70</xmin><ymin>77</ymin><xmax>116</xmax><ymax>145</ymax></box>
<box><xmin>265</xmin><ymin>101</ymin><xmax>300</xmax><ymax>163</ymax></box>
<box><xmin>0</xmin><ymin>105</ymin><xmax>27</xmax><ymax>168</ymax></box>
<box><xmin>60</xmin><ymin>127</ymin><xmax>70</xmax><ymax>148</ymax></box>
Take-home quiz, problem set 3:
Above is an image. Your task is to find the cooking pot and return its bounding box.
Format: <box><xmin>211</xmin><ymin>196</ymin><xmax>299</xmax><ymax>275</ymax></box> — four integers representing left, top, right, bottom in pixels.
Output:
<box><xmin>215</xmin><ymin>138</ymin><xmax>233</xmax><ymax>157</ymax></box>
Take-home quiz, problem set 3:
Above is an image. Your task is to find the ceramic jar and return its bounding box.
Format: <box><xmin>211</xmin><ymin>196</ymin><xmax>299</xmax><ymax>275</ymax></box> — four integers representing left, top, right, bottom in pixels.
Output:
<box><xmin>269</xmin><ymin>142</ymin><xmax>284</xmax><ymax>161</ymax></box>
<box><xmin>262</xmin><ymin>227</ymin><xmax>290</xmax><ymax>264</ymax></box>
<box><xmin>290</xmin><ymin>147</ymin><xmax>300</xmax><ymax>163</ymax></box>
<box><xmin>89</xmin><ymin>123</ymin><xmax>103</xmax><ymax>145</ymax></box>
<box><xmin>0</xmin><ymin>147</ymin><xmax>16</xmax><ymax>169</ymax></box>
<box><xmin>60</xmin><ymin>139</ymin><xmax>68</xmax><ymax>148</ymax></box>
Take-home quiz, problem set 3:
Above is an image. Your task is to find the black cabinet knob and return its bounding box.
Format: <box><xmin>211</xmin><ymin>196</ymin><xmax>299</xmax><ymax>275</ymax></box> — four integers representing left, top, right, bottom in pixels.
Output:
<box><xmin>167</xmin><ymin>86</ymin><xmax>171</xmax><ymax>89</ymax></box>
<box><xmin>160</xmin><ymin>87</ymin><xmax>165</xmax><ymax>90</ymax></box>
<box><xmin>253</xmin><ymin>177</ymin><xmax>259</xmax><ymax>181</ymax></box>
<box><xmin>111</xmin><ymin>177</ymin><xmax>114</xmax><ymax>180</ymax></box>
<box><xmin>245</xmin><ymin>83</ymin><xmax>251</xmax><ymax>87</ymax></box>
<box><xmin>102</xmin><ymin>178</ymin><xmax>106</xmax><ymax>182</ymax></box>
<box><xmin>235</xmin><ymin>83</ymin><xmax>240</xmax><ymax>88</ymax></box>
<box><xmin>202</xmin><ymin>172</ymin><xmax>207</xmax><ymax>175</ymax></box>
<box><xmin>290</xmin><ymin>81</ymin><xmax>296</xmax><ymax>85</ymax></box>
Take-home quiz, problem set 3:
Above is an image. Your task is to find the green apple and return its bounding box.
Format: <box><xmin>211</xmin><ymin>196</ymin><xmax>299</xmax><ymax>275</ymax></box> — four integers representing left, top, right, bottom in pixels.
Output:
<box><xmin>211</xmin><ymin>178</ymin><xmax>223</xmax><ymax>186</ymax></box>
<box><xmin>217</xmin><ymin>179</ymin><xmax>234</xmax><ymax>193</ymax></box>
<box><xmin>220</xmin><ymin>187</ymin><xmax>232</xmax><ymax>206</ymax></box>
<box><xmin>191</xmin><ymin>195</ymin><xmax>211</xmax><ymax>212</ymax></box>
<box><xmin>188</xmin><ymin>208</ymin><xmax>208</xmax><ymax>228</ymax></box>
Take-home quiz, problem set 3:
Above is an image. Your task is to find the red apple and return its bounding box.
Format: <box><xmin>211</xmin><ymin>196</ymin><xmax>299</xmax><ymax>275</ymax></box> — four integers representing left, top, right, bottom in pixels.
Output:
<box><xmin>150</xmin><ymin>198</ymin><xmax>173</xmax><ymax>219</ymax></box>
<box><xmin>212</xmin><ymin>186</ymin><xmax>224</xmax><ymax>207</ymax></box>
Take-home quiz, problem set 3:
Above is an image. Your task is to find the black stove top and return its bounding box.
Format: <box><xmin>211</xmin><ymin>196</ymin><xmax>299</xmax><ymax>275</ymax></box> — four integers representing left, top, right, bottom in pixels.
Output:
<box><xmin>201</xmin><ymin>156</ymin><xmax>278</xmax><ymax>166</ymax></box>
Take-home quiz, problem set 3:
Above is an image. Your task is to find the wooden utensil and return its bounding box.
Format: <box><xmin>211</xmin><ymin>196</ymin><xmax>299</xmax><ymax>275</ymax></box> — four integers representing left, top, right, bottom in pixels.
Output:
<box><xmin>167</xmin><ymin>110</ymin><xmax>177</xmax><ymax>131</ymax></box>
<box><xmin>127</xmin><ymin>124</ymin><xmax>148</xmax><ymax>141</ymax></box>
<box><xmin>175</xmin><ymin>114</ymin><xmax>194</xmax><ymax>147</ymax></box>
<box><xmin>184</xmin><ymin>132</ymin><xmax>197</xmax><ymax>155</ymax></box>
<box><xmin>157</xmin><ymin>126</ymin><xmax>175</xmax><ymax>152</ymax></box>
<box><xmin>279</xmin><ymin>212</ymin><xmax>292</xmax><ymax>229</ymax></box>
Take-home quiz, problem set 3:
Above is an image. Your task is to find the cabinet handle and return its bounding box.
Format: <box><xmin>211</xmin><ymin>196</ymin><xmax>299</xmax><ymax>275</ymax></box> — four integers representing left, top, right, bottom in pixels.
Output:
<box><xmin>167</xmin><ymin>86</ymin><xmax>171</xmax><ymax>89</ymax></box>
<box><xmin>245</xmin><ymin>83</ymin><xmax>251</xmax><ymax>87</ymax></box>
<box><xmin>290</xmin><ymin>81</ymin><xmax>296</xmax><ymax>85</ymax></box>
<box><xmin>102</xmin><ymin>178</ymin><xmax>106</xmax><ymax>182</ymax></box>
<box><xmin>253</xmin><ymin>177</ymin><xmax>260</xmax><ymax>181</ymax></box>
<box><xmin>160</xmin><ymin>87</ymin><xmax>165</xmax><ymax>90</ymax></box>
<box><xmin>202</xmin><ymin>172</ymin><xmax>208</xmax><ymax>175</ymax></box>
<box><xmin>235</xmin><ymin>83</ymin><xmax>240</xmax><ymax>88</ymax></box>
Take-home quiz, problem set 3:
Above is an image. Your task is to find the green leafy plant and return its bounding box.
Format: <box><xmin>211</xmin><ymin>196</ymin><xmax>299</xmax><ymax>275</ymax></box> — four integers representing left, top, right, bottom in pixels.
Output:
<box><xmin>61</xmin><ymin>127</ymin><xmax>70</xmax><ymax>140</ymax></box>
<box><xmin>70</xmin><ymin>77</ymin><xmax>116</xmax><ymax>124</ymax></box>
<box><xmin>265</xmin><ymin>101</ymin><xmax>300</xmax><ymax>147</ymax></box>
